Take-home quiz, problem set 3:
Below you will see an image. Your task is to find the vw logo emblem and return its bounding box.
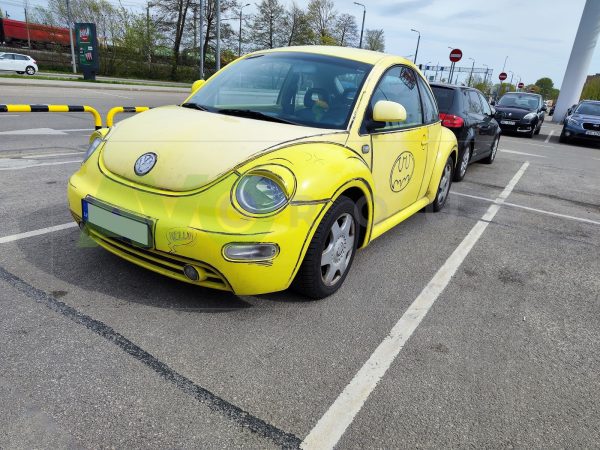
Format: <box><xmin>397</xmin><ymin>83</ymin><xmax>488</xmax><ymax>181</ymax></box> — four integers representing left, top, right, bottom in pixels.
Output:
<box><xmin>134</xmin><ymin>152</ymin><xmax>157</xmax><ymax>176</ymax></box>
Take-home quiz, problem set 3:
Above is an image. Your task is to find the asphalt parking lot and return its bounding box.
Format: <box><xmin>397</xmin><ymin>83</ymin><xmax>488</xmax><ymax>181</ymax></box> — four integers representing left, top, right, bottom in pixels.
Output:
<box><xmin>1</xmin><ymin>84</ymin><xmax>599</xmax><ymax>448</ymax></box>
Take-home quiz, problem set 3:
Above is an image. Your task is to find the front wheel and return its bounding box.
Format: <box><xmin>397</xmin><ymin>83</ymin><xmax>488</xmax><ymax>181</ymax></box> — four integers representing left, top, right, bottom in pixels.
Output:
<box><xmin>559</xmin><ymin>128</ymin><xmax>568</xmax><ymax>143</ymax></box>
<box><xmin>431</xmin><ymin>156</ymin><xmax>453</xmax><ymax>212</ymax></box>
<box><xmin>292</xmin><ymin>196</ymin><xmax>359</xmax><ymax>299</ymax></box>
<box><xmin>25</xmin><ymin>66</ymin><xmax>36</xmax><ymax>75</ymax></box>
<box><xmin>483</xmin><ymin>135</ymin><xmax>500</xmax><ymax>164</ymax></box>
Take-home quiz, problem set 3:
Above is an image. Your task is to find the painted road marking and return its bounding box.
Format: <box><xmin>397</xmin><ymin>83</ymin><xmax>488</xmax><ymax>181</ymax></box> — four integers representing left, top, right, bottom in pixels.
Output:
<box><xmin>0</xmin><ymin>160</ymin><xmax>80</xmax><ymax>170</ymax></box>
<box><xmin>301</xmin><ymin>162</ymin><xmax>530</xmax><ymax>450</ymax></box>
<box><xmin>0</xmin><ymin>222</ymin><xmax>77</xmax><ymax>244</ymax></box>
<box><xmin>94</xmin><ymin>90</ymin><xmax>133</xmax><ymax>99</ymax></box>
<box><xmin>22</xmin><ymin>152</ymin><xmax>83</xmax><ymax>159</ymax></box>
<box><xmin>500</xmin><ymin>149</ymin><xmax>546</xmax><ymax>158</ymax></box>
<box><xmin>502</xmin><ymin>139</ymin><xmax>551</xmax><ymax>148</ymax></box>
<box><xmin>0</xmin><ymin>114</ymin><xmax>20</xmax><ymax>117</ymax></box>
<box><xmin>61</xmin><ymin>128</ymin><xmax>95</xmax><ymax>132</ymax></box>
<box><xmin>0</xmin><ymin>128</ymin><xmax>67</xmax><ymax>135</ymax></box>
<box><xmin>451</xmin><ymin>191</ymin><xmax>600</xmax><ymax>226</ymax></box>
<box><xmin>544</xmin><ymin>130</ymin><xmax>555</xmax><ymax>143</ymax></box>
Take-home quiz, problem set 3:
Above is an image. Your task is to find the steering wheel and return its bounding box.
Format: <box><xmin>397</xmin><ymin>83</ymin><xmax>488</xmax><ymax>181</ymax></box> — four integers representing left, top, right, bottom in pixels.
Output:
<box><xmin>304</xmin><ymin>88</ymin><xmax>331</xmax><ymax>109</ymax></box>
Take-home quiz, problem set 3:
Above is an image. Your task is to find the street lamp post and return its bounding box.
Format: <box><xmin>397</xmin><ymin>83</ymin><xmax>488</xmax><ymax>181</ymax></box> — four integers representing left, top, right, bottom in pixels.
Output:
<box><xmin>467</xmin><ymin>57</ymin><xmax>475</xmax><ymax>87</ymax></box>
<box><xmin>482</xmin><ymin>63</ymin><xmax>488</xmax><ymax>84</ymax></box>
<box><xmin>238</xmin><ymin>3</ymin><xmax>250</xmax><ymax>57</ymax></box>
<box><xmin>216</xmin><ymin>0</ymin><xmax>221</xmax><ymax>71</ymax></box>
<box><xmin>447</xmin><ymin>46</ymin><xmax>454</xmax><ymax>83</ymax></box>
<box><xmin>411</xmin><ymin>29</ymin><xmax>420</xmax><ymax>64</ymax></box>
<box><xmin>508</xmin><ymin>70</ymin><xmax>514</xmax><ymax>91</ymax></box>
<box><xmin>66</xmin><ymin>0</ymin><xmax>76</xmax><ymax>73</ymax></box>
<box><xmin>353</xmin><ymin>2</ymin><xmax>366</xmax><ymax>49</ymax></box>
<box><xmin>199</xmin><ymin>0</ymin><xmax>204</xmax><ymax>78</ymax></box>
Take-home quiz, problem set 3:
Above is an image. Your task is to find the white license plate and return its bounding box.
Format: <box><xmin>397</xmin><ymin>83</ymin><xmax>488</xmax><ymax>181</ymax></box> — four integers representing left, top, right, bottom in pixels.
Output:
<box><xmin>585</xmin><ymin>130</ymin><xmax>600</xmax><ymax>136</ymax></box>
<box><xmin>500</xmin><ymin>120</ymin><xmax>516</xmax><ymax>125</ymax></box>
<box><xmin>82</xmin><ymin>200</ymin><xmax>151</xmax><ymax>247</ymax></box>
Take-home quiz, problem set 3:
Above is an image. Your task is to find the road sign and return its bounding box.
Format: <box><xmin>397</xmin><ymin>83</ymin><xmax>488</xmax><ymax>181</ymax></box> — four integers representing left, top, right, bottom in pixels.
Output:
<box><xmin>499</xmin><ymin>72</ymin><xmax>508</xmax><ymax>81</ymax></box>
<box><xmin>518</xmin><ymin>82</ymin><xmax>525</xmax><ymax>88</ymax></box>
<box><xmin>449</xmin><ymin>49</ymin><xmax>463</xmax><ymax>62</ymax></box>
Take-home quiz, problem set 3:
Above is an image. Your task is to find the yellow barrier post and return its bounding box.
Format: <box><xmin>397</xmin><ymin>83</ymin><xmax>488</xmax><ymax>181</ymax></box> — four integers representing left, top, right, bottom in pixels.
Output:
<box><xmin>106</xmin><ymin>106</ymin><xmax>151</xmax><ymax>127</ymax></box>
<box><xmin>0</xmin><ymin>104</ymin><xmax>103</xmax><ymax>129</ymax></box>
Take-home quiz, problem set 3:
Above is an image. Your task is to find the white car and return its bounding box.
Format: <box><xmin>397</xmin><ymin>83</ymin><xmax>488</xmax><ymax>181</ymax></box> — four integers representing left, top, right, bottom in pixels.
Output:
<box><xmin>0</xmin><ymin>52</ymin><xmax>38</xmax><ymax>75</ymax></box>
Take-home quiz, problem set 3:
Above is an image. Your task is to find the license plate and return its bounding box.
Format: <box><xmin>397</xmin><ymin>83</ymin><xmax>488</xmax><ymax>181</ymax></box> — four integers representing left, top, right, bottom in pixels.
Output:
<box><xmin>585</xmin><ymin>130</ymin><xmax>600</xmax><ymax>136</ymax></box>
<box><xmin>82</xmin><ymin>199</ymin><xmax>152</xmax><ymax>247</ymax></box>
<box><xmin>500</xmin><ymin>120</ymin><xmax>516</xmax><ymax>125</ymax></box>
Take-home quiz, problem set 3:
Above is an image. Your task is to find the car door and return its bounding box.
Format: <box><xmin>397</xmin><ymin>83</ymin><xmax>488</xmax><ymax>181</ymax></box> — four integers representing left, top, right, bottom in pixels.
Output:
<box><xmin>476</xmin><ymin>91</ymin><xmax>497</xmax><ymax>153</ymax></box>
<box><xmin>14</xmin><ymin>54</ymin><xmax>28</xmax><ymax>71</ymax></box>
<box><xmin>465</xmin><ymin>89</ymin><xmax>490</xmax><ymax>157</ymax></box>
<box><xmin>416</xmin><ymin>74</ymin><xmax>441</xmax><ymax>197</ymax></box>
<box><xmin>363</xmin><ymin>65</ymin><xmax>427</xmax><ymax>224</ymax></box>
<box><xmin>0</xmin><ymin>53</ymin><xmax>16</xmax><ymax>71</ymax></box>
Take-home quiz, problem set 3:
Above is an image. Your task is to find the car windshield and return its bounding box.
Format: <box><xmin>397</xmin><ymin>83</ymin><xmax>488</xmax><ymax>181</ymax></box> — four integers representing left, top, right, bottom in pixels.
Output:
<box><xmin>185</xmin><ymin>52</ymin><xmax>372</xmax><ymax>130</ymax></box>
<box><xmin>431</xmin><ymin>86</ymin><xmax>455</xmax><ymax>113</ymax></box>
<box><xmin>497</xmin><ymin>93</ymin><xmax>540</xmax><ymax>111</ymax></box>
<box><xmin>575</xmin><ymin>102</ymin><xmax>600</xmax><ymax>116</ymax></box>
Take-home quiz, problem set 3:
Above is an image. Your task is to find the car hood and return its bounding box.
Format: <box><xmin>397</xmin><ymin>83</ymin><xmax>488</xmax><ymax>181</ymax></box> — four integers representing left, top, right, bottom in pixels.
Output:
<box><xmin>494</xmin><ymin>106</ymin><xmax>534</xmax><ymax>120</ymax></box>
<box><xmin>101</xmin><ymin>105</ymin><xmax>342</xmax><ymax>192</ymax></box>
<box><xmin>570</xmin><ymin>113</ymin><xmax>600</xmax><ymax>123</ymax></box>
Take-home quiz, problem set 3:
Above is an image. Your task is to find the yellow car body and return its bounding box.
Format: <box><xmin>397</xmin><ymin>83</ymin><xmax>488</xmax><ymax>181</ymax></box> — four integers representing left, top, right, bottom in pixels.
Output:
<box><xmin>68</xmin><ymin>46</ymin><xmax>457</xmax><ymax>297</ymax></box>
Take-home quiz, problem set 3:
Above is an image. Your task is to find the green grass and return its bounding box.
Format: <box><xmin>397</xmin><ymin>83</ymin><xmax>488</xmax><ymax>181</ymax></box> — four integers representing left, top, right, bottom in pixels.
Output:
<box><xmin>0</xmin><ymin>73</ymin><xmax>189</xmax><ymax>89</ymax></box>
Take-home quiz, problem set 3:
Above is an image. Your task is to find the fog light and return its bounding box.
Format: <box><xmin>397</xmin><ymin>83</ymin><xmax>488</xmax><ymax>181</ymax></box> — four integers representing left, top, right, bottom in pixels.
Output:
<box><xmin>183</xmin><ymin>264</ymin><xmax>200</xmax><ymax>281</ymax></box>
<box><xmin>223</xmin><ymin>243</ymin><xmax>279</xmax><ymax>261</ymax></box>
<box><xmin>565</xmin><ymin>131</ymin><xmax>571</xmax><ymax>137</ymax></box>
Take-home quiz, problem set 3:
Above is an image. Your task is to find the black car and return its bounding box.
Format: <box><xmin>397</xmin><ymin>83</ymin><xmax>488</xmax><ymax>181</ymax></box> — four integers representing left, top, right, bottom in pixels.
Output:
<box><xmin>560</xmin><ymin>100</ymin><xmax>600</xmax><ymax>144</ymax></box>
<box><xmin>494</xmin><ymin>92</ymin><xmax>546</xmax><ymax>138</ymax></box>
<box><xmin>431</xmin><ymin>83</ymin><xmax>501</xmax><ymax>181</ymax></box>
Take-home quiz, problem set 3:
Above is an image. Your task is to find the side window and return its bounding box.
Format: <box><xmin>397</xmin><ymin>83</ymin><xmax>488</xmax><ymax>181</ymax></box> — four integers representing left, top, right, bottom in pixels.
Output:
<box><xmin>417</xmin><ymin>76</ymin><xmax>439</xmax><ymax>124</ymax></box>
<box><xmin>467</xmin><ymin>90</ymin><xmax>483</xmax><ymax>114</ymax></box>
<box><xmin>478</xmin><ymin>92</ymin><xmax>492</xmax><ymax>115</ymax></box>
<box><xmin>368</xmin><ymin>66</ymin><xmax>423</xmax><ymax>132</ymax></box>
<box><xmin>2</xmin><ymin>54</ymin><xmax>15</xmax><ymax>60</ymax></box>
<box><xmin>16</xmin><ymin>55</ymin><xmax>29</xmax><ymax>61</ymax></box>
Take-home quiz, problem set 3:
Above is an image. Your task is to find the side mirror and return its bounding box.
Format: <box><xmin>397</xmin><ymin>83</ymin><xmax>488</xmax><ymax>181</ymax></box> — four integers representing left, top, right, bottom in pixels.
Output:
<box><xmin>191</xmin><ymin>79</ymin><xmax>205</xmax><ymax>93</ymax></box>
<box><xmin>372</xmin><ymin>100</ymin><xmax>407</xmax><ymax>123</ymax></box>
<box><xmin>567</xmin><ymin>107</ymin><xmax>572</xmax><ymax>115</ymax></box>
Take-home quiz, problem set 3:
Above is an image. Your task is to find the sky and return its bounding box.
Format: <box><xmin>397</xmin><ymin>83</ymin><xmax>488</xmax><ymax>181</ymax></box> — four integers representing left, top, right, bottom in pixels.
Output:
<box><xmin>3</xmin><ymin>0</ymin><xmax>595</xmax><ymax>88</ymax></box>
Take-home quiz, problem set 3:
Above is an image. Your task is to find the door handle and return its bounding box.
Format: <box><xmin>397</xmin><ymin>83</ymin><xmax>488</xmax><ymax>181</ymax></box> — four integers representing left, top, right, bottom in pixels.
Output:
<box><xmin>421</xmin><ymin>135</ymin><xmax>428</xmax><ymax>148</ymax></box>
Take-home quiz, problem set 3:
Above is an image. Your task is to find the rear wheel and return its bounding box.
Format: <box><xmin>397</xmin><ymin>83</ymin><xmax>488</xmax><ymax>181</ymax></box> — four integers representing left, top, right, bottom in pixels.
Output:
<box><xmin>453</xmin><ymin>143</ymin><xmax>471</xmax><ymax>182</ymax></box>
<box><xmin>431</xmin><ymin>156</ymin><xmax>453</xmax><ymax>212</ymax></box>
<box><xmin>483</xmin><ymin>135</ymin><xmax>500</xmax><ymax>164</ymax></box>
<box><xmin>25</xmin><ymin>66</ymin><xmax>36</xmax><ymax>75</ymax></box>
<box><xmin>293</xmin><ymin>196</ymin><xmax>359</xmax><ymax>299</ymax></box>
<box><xmin>559</xmin><ymin>128</ymin><xmax>568</xmax><ymax>143</ymax></box>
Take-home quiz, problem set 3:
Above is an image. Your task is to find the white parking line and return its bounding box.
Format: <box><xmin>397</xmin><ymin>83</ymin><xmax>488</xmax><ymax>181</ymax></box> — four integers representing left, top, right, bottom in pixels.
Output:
<box><xmin>544</xmin><ymin>130</ymin><xmax>555</xmax><ymax>143</ymax></box>
<box><xmin>451</xmin><ymin>191</ymin><xmax>600</xmax><ymax>226</ymax></box>
<box><xmin>0</xmin><ymin>222</ymin><xmax>77</xmax><ymax>244</ymax></box>
<box><xmin>0</xmin><ymin>151</ymin><xmax>83</xmax><ymax>159</ymax></box>
<box><xmin>502</xmin><ymin>139</ymin><xmax>551</xmax><ymax>148</ymax></box>
<box><xmin>94</xmin><ymin>90</ymin><xmax>133</xmax><ymax>99</ymax></box>
<box><xmin>500</xmin><ymin>149</ymin><xmax>546</xmax><ymax>158</ymax></box>
<box><xmin>301</xmin><ymin>162</ymin><xmax>530</xmax><ymax>450</ymax></box>
<box><xmin>0</xmin><ymin>160</ymin><xmax>80</xmax><ymax>170</ymax></box>
<box><xmin>60</xmin><ymin>128</ymin><xmax>94</xmax><ymax>132</ymax></box>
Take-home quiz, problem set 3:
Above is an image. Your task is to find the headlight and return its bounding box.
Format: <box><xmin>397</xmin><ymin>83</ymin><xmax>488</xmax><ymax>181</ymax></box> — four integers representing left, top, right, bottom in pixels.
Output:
<box><xmin>236</xmin><ymin>174</ymin><xmax>288</xmax><ymax>214</ymax></box>
<box><xmin>523</xmin><ymin>112</ymin><xmax>537</xmax><ymax>121</ymax></box>
<box><xmin>83</xmin><ymin>137</ymin><xmax>102</xmax><ymax>163</ymax></box>
<box><xmin>567</xmin><ymin>117</ymin><xmax>581</xmax><ymax>127</ymax></box>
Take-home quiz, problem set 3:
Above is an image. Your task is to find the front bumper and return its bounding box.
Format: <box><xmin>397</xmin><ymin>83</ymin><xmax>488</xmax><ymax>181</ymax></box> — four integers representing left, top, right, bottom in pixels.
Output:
<box><xmin>562</xmin><ymin>123</ymin><xmax>600</xmax><ymax>141</ymax></box>
<box><xmin>68</xmin><ymin>161</ymin><xmax>327</xmax><ymax>296</ymax></box>
<box><xmin>497</xmin><ymin>119</ymin><xmax>535</xmax><ymax>134</ymax></box>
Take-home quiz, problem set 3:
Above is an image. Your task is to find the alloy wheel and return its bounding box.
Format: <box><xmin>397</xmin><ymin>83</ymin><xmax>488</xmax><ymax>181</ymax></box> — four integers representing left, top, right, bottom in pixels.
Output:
<box><xmin>437</xmin><ymin>162</ymin><xmax>452</xmax><ymax>205</ymax></box>
<box><xmin>321</xmin><ymin>213</ymin><xmax>355</xmax><ymax>287</ymax></box>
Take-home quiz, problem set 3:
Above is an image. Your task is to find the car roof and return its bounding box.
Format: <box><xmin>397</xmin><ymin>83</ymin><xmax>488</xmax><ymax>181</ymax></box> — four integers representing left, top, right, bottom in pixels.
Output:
<box><xmin>579</xmin><ymin>99</ymin><xmax>600</xmax><ymax>104</ymax></box>
<box><xmin>430</xmin><ymin>82</ymin><xmax>483</xmax><ymax>93</ymax></box>
<box><xmin>246</xmin><ymin>45</ymin><xmax>406</xmax><ymax>66</ymax></box>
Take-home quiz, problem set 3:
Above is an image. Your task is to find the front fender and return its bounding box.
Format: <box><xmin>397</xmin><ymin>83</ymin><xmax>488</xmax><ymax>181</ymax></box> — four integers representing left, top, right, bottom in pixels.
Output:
<box><xmin>426</xmin><ymin>127</ymin><xmax>458</xmax><ymax>202</ymax></box>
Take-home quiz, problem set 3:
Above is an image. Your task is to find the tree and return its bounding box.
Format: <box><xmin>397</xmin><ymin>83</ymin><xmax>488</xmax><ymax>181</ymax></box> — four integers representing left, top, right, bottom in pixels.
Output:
<box><xmin>581</xmin><ymin>76</ymin><xmax>600</xmax><ymax>100</ymax></box>
<box><xmin>307</xmin><ymin>0</ymin><xmax>337</xmax><ymax>44</ymax></box>
<box><xmin>534</xmin><ymin>77</ymin><xmax>554</xmax><ymax>99</ymax></box>
<box><xmin>248</xmin><ymin>0</ymin><xmax>287</xmax><ymax>50</ymax></box>
<box><xmin>284</xmin><ymin>3</ymin><xmax>315</xmax><ymax>46</ymax></box>
<box><xmin>334</xmin><ymin>13</ymin><xmax>358</xmax><ymax>47</ymax></box>
<box><xmin>524</xmin><ymin>84</ymin><xmax>541</xmax><ymax>93</ymax></box>
<box><xmin>364</xmin><ymin>29</ymin><xmax>384</xmax><ymax>51</ymax></box>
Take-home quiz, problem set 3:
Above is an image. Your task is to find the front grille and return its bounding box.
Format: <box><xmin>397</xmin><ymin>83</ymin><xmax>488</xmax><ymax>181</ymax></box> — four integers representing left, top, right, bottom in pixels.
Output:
<box><xmin>582</xmin><ymin>122</ymin><xmax>600</xmax><ymax>130</ymax></box>
<box><xmin>88</xmin><ymin>228</ymin><xmax>231</xmax><ymax>291</ymax></box>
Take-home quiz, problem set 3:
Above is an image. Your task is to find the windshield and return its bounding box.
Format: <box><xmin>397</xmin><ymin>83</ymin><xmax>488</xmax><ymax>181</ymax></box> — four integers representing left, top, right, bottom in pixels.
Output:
<box><xmin>574</xmin><ymin>102</ymin><xmax>600</xmax><ymax>116</ymax></box>
<box><xmin>185</xmin><ymin>52</ymin><xmax>372</xmax><ymax>130</ymax></box>
<box><xmin>431</xmin><ymin>86</ymin><xmax>455</xmax><ymax>113</ymax></box>
<box><xmin>497</xmin><ymin>93</ymin><xmax>540</xmax><ymax>111</ymax></box>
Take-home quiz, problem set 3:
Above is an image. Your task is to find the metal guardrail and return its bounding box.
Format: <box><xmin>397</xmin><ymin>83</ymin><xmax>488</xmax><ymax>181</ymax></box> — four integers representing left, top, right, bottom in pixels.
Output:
<box><xmin>0</xmin><ymin>104</ymin><xmax>103</xmax><ymax>129</ymax></box>
<box><xmin>106</xmin><ymin>106</ymin><xmax>150</xmax><ymax>127</ymax></box>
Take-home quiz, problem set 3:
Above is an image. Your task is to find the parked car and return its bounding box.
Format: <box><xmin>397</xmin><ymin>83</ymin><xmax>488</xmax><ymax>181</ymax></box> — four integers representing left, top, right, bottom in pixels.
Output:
<box><xmin>68</xmin><ymin>46</ymin><xmax>458</xmax><ymax>299</ymax></box>
<box><xmin>494</xmin><ymin>92</ymin><xmax>546</xmax><ymax>137</ymax></box>
<box><xmin>560</xmin><ymin>100</ymin><xmax>600</xmax><ymax>144</ymax></box>
<box><xmin>431</xmin><ymin>83</ymin><xmax>501</xmax><ymax>181</ymax></box>
<box><xmin>0</xmin><ymin>52</ymin><xmax>38</xmax><ymax>75</ymax></box>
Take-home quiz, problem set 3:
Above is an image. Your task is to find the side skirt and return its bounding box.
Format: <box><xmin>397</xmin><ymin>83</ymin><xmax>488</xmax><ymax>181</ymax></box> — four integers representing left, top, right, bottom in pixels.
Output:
<box><xmin>370</xmin><ymin>197</ymin><xmax>431</xmax><ymax>241</ymax></box>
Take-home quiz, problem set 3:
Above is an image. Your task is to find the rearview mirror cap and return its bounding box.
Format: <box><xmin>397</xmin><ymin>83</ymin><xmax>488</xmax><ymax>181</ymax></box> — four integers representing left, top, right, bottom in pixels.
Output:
<box><xmin>373</xmin><ymin>100</ymin><xmax>407</xmax><ymax>123</ymax></box>
<box><xmin>191</xmin><ymin>79</ymin><xmax>206</xmax><ymax>93</ymax></box>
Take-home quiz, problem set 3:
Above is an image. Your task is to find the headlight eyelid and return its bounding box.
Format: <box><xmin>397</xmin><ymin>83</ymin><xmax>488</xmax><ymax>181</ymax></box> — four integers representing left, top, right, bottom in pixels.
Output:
<box><xmin>233</xmin><ymin>165</ymin><xmax>297</xmax><ymax>216</ymax></box>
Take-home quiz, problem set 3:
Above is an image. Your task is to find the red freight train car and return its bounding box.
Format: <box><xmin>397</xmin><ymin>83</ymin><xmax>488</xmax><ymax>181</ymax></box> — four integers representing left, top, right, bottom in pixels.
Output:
<box><xmin>0</xmin><ymin>18</ymin><xmax>71</xmax><ymax>48</ymax></box>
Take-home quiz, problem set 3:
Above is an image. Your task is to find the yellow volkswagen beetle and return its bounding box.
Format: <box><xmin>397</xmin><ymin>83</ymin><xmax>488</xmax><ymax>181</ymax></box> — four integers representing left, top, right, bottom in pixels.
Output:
<box><xmin>68</xmin><ymin>46</ymin><xmax>457</xmax><ymax>298</ymax></box>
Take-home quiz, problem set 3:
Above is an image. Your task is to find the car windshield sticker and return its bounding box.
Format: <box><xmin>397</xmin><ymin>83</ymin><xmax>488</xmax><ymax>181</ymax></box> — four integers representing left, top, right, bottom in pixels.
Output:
<box><xmin>399</xmin><ymin>67</ymin><xmax>416</xmax><ymax>90</ymax></box>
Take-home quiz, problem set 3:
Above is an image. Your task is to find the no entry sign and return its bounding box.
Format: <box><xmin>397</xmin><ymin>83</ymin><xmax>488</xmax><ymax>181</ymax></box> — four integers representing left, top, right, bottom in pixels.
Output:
<box><xmin>518</xmin><ymin>82</ymin><xmax>525</xmax><ymax>88</ymax></box>
<box><xmin>499</xmin><ymin>72</ymin><xmax>508</xmax><ymax>81</ymax></box>
<box><xmin>449</xmin><ymin>49</ymin><xmax>462</xmax><ymax>62</ymax></box>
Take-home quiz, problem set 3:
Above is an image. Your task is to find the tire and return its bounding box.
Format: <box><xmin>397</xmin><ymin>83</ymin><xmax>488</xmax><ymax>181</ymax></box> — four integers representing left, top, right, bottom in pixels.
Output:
<box><xmin>453</xmin><ymin>142</ymin><xmax>471</xmax><ymax>182</ymax></box>
<box><xmin>526</xmin><ymin>126</ymin><xmax>535</xmax><ymax>138</ymax></box>
<box><xmin>292</xmin><ymin>196</ymin><xmax>359</xmax><ymax>299</ymax></box>
<box><xmin>431</xmin><ymin>156</ymin><xmax>453</xmax><ymax>212</ymax></box>
<box><xmin>483</xmin><ymin>134</ymin><xmax>500</xmax><ymax>164</ymax></box>
<box><xmin>534</xmin><ymin>120</ymin><xmax>542</xmax><ymax>135</ymax></box>
<box><xmin>25</xmin><ymin>66</ymin><xmax>36</xmax><ymax>75</ymax></box>
<box><xmin>559</xmin><ymin>129</ymin><xmax>568</xmax><ymax>144</ymax></box>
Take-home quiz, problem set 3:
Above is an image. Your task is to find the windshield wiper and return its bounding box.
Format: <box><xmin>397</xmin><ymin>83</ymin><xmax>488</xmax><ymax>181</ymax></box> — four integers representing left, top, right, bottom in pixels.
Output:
<box><xmin>216</xmin><ymin>109</ymin><xmax>297</xmax><ymax>125</ymax></box>
<box><xmin>181</xmin><ymin>102</ymin><xmax>210</xmax><ymax>111</ymax></box>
